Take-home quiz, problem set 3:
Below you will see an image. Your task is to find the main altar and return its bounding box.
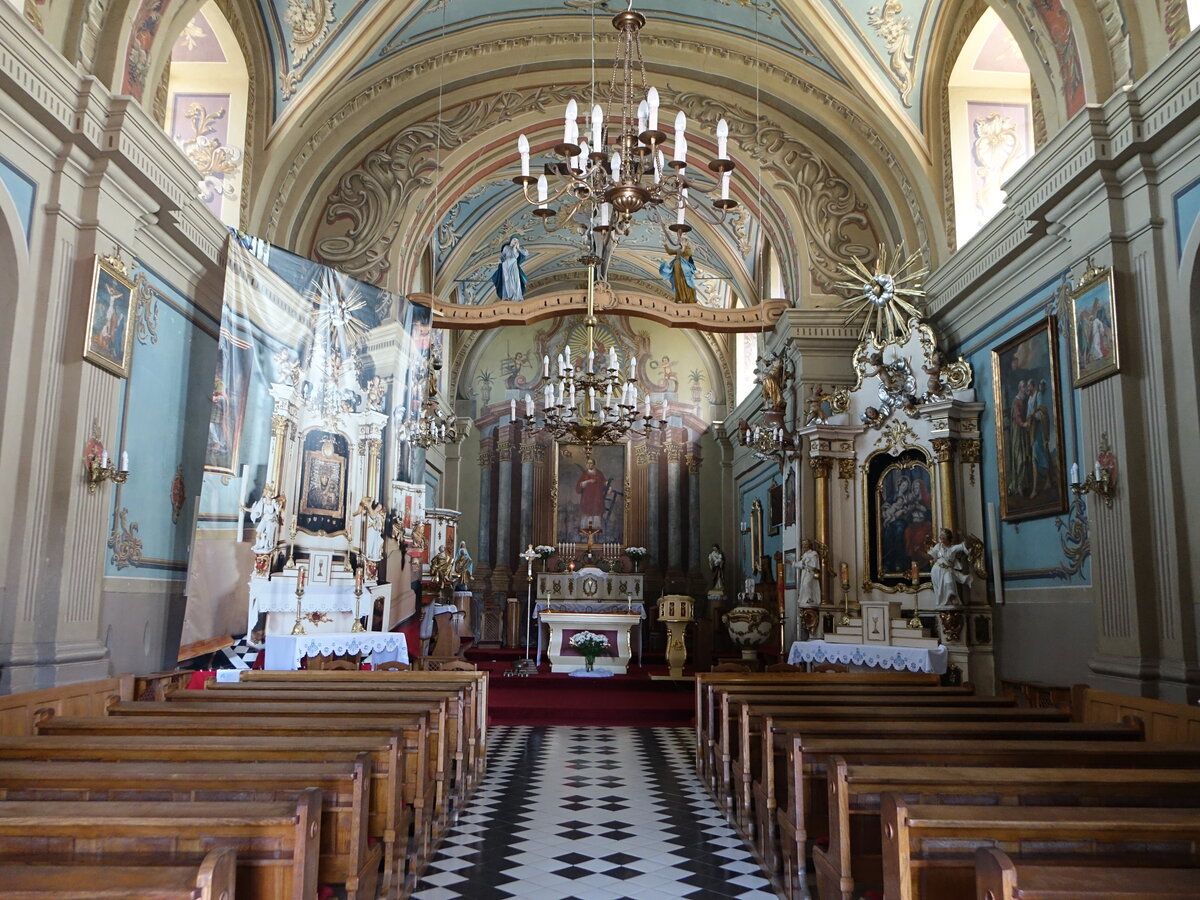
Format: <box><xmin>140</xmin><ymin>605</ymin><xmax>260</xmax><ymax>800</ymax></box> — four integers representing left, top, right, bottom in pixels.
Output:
<box><xmin>532</xmin><ymin>566</ymin><xmax>646</xmax><ymax>671</ymax></box>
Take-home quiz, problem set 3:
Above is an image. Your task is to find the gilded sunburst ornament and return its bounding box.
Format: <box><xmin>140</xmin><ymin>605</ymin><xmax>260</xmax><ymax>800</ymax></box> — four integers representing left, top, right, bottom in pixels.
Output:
<box><xmin>834</xmin><ymin>245</ymin><xmax>928</xmax><ymax>345</ymax></box>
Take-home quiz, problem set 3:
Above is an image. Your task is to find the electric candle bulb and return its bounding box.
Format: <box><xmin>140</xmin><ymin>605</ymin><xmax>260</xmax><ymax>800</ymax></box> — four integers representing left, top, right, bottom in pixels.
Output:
<box><xmin>674</xmin><ymin>111</ymin><xmax>686</xmax><ymax>150</ymax></box>
<box><xmin>630</xmin><ymin>356</ymin><xmax>637</xmax><ymax>377</ymax></box>
<box><xmin>526</xmin><ymin>394</ymin><xmax>534</xmax><ymax>416</ymax></box>
<box><xmin>588</xmin><ymin>350</ymin><xmax>594</xmax><ymax>373</ymax></box>
<box><xmin>1095</xmin><ymin>460</ymin><xmax>1103</xmax><ymax>482</ymax></box>
<box><xmin>644</xmin><ymin>397</ymin><xmax>651</xmax><ymax>418</ymax></box>
<box><xmin>716</xmin><ymin>117</ymin><xmax>729</xmax><ymax>158</ymax></box>
<box><xmin>536</xmin><ymin>174</ymin><xmax>548</xmax><ymax>206</ymax></box>
<box><xmin>721</xmin><ymin>171</ymin><xmax>731</xmax><ymax>200</ymax></box>
<box><xmin>120</xmin><ymin>451</ymin><xmax>129</xmax><ymax>471</ymax></box>
<box><xmin>564</xmin><ymin>98</ymin><xmax>577</xmax><ymax>143</ymax></box>
<box><xmin>1071</xmin><ymin>463</ymin><xmax>1080</xmax><ymax>485</ymax></box>
<box><xmin>100</xmin><ymin>450</ymin><xmax>109</xmax><ymax>468</ymax></box>
<box><xmin>661</xmin><ymin>400</ymin><xmax>669</xmax><ymax>421</ymax></box>
<box><xmin>647</xmin><ymin>86</ymin><xmax>660</xmax><ymax>131</ymax></box>
<box><xmin>611</xmin><ymin>151</ymin><xmax>622</xmax><ymax>179</ymax></box>
<box><xmin>637</xmin><ymin>99</ymin><xmax>649</xmax><ymax>135</ymax></box>
<box><xmin>599</xmin><ymin>203</ymin><xmax>611</xmax><ymax>227</ymax></box>
<box><xmin>676</xmin><ymin>134</ymin><xmax>688</xmax><ymax>167</ymax></box>
<box><xmin>591</xmin><ymin>104</ymin><xmax>603</xmax><ymax>149</ymax></box>
<box><xmin>518</xmin><ymin>134</ymin><xmax>530</xmax><ymax>177</ymax></box>
<box><xmin>543</xmin><ymin>355</ymin><xmax>550</xmax><ymax>377</ymax></box>
<box><xmin>510</xmin><ymin>399</ymin><xmax>517</xmax><ymax>420</ymax></box>
<box><xmin>677</xmin><ymin>199</ymin><xmax>687</xmax><ymax>226</ymax></box>
<box><xmin>577</xmin><ymin>140</ymin><xmax>589</xmax><ymax>168</ymax></box>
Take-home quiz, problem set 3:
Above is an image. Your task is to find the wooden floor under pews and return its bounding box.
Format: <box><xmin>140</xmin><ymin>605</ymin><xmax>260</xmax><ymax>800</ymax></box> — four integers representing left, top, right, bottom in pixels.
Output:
<box><xmin>0</xmin><ymin>669</ymin><xmax>487</xmax><ymax>900</ymax></box>
<box><xmin>694</xmin><ymin>671</ymin><xmax>1200</xmax><ymax>899</ymax></box>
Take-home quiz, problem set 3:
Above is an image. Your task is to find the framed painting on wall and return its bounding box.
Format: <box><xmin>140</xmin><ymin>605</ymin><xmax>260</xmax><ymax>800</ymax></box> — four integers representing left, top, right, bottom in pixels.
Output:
<box><xmin>864</xmin><ymin>448</ymin><xmax>933</xmax><ymax>591</ymax></box>
<box><xmin>991</xmin><ymin>317</ymin><xmax>1068</xmax><ymax>521</ymax></box>
<box><xmin>1068</xmin><ymin>264</ymin><xmax>1119</xmax><ymax>387</ymax></box>
<box><xmin>768</xmin><ymin>481</ymin><xmax>783</xmax><ymax>536</ymax></box>
<box><xmin>553</xmin><ymin>443</ymin><xmax>628</xmax><ymax>546</ymax></box>
<box><xmin>83</xmin><ymin>254</ymin><xmax>136</xmax><ymax>378</ymax></box>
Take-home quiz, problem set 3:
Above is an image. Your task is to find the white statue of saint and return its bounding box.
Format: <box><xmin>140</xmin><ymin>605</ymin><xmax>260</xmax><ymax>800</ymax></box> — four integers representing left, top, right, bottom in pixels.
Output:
<box><xmin>795</xmin><ymin>538</ymin><xmax>822</xmax><ymax>607</ymax></box>
<box><xmin>247</xmin><ymin>488</ymin><xmax>283</xmax><ymax>554</ymax></box>
<box><xmin>929</xmin><ymin>528</ymin><xmax>972</xmax><ymax>607</ymax></box>
<box><xmin>355</xmin><ymin>497</ymin><xmax>386</xmax><ymax>561</ymax></box>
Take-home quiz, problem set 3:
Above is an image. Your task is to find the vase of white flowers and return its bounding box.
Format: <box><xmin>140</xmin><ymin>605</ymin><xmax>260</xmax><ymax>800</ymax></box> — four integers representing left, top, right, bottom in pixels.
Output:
<box><xmin>568</xmin><ymin>630</ymin><xmax>610</xmax><ymax>671</ymax></box>
<box><xmin>624</xmin><ymin>546</ymin><xmax>648</xmax><ymax>573</ymax></box>
<box><xmin>534</xmin><ymin>544</ymin><xmax>555</xmax><ymax>572</ymax></box>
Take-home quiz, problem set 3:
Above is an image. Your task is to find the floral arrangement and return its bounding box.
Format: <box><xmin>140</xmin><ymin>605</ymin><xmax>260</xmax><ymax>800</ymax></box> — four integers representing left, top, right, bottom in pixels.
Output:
<box><xmin>568</xmin><ymin>630</ymin><xmax>611</xmax><ymax>662</ymax></box>
<box><xmin>534</xmin><ymin>544</ymin><xmax>555</xmax><ymax>560</ymax></box>
<box><xmin>624</xmin><ymin>546</ymin><xmax>648</xmax><ymax>560</ymax></box>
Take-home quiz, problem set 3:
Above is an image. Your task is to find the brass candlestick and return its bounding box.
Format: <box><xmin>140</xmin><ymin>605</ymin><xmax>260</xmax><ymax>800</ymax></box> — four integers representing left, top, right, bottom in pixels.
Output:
<box><xmin>352</xmin><ymin>582</ymin><xmax>366</xmax><ymax>632</ymax></box>
<box><xmin>285</xmin><ymin>520</ymin><xmax>298</xmax><ymax>569</ymax></box>
<box><xmin>291</xmin><ymin>585</ymin><xmax>307</xmax><ymax>635</ymax></box>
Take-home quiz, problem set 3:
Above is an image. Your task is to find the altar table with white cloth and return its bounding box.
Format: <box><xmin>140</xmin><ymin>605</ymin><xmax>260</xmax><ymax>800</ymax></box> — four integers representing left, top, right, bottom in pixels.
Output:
<box><xmin>264</xmin><ymin>632</ymin><xmax>409</xmax><ymax>670</ymax></box>
<box><xmin>787</xmin><ymin>639</ymin><xmax>948</xmax><ymax>675</ymax></box>
<box><xmin>534</xmin><ymin>601</ymin><xmax>646</xmax><ymax>667</ymax></box>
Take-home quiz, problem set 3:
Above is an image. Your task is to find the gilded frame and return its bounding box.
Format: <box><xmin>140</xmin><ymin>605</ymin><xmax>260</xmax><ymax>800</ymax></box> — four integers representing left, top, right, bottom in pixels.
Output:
<box><xmin>83</xmin><ymin>255</ymin><xmax>136</xmax><ymax>378</ymax></box>
<box><xmin>551</xmin><ymin>442</ymin><xmax>631</xmax><ymax>546</ymax></box>
<box><xmin>991</xmin><ymin>317</ymin><xmax>1069</xmax><ymax>522</ymax></box>
<box><xmin>1068</xmin><ymin>265</ymin><xmax>1119</xmax><ymax>387</ymax></box>
<box><xmin>749</xmin><ymin>498</ymin><xmax>764</xmax><ymax>575</ymax></box>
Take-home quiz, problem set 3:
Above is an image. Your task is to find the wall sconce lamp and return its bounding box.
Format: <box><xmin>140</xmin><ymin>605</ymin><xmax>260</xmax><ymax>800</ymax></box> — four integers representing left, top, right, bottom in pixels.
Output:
<box><xmin>86</xmin><ymin>449</ymin><xmax>129</xmax><ymax>494</ymax></box>
<box><xmin>1069</xmin><ymin>445</ymin><xmax>1116</xmax><ymax>510</ymax></box>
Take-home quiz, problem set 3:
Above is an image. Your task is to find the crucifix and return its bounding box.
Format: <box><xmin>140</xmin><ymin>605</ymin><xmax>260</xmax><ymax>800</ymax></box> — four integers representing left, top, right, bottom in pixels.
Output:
<box><xmin>579</xmin><ymin>524</ymin><xmax>602</xmax><ymax>563</ymax></box>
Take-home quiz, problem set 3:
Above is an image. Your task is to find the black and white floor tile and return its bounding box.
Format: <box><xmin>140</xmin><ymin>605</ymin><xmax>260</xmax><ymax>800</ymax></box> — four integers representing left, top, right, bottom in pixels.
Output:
<box><xmin>414</xmin><ymin>726</ymin><xmax>777</xmax><ymax>900</ymax></box>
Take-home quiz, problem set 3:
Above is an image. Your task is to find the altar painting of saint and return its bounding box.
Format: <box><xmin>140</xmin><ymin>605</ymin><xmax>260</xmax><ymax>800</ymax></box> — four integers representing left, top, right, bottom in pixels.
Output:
<box><xmin>868</xmin><ymin>452</ymin><xmax>934</xmax><ymax>583</ymax></box>
<box><xmin>555</xmin><ymin>443</ymin><xmax>626</xmax><ymax>545</ymax></box>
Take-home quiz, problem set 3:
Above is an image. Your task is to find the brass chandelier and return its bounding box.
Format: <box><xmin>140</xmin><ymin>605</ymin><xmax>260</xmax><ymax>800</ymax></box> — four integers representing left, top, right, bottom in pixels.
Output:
<box><xmin>513</xmin><ymin>1</ymin><xmax>738</xmax><ymax>255</ymax></box>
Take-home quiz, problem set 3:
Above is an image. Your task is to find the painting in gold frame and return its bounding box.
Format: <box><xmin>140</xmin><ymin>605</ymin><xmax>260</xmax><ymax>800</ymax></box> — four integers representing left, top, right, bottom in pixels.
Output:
<box><xmin>552</xmin><ymin>442</ymin><xmax>629</xmax><ymax>546</ymax></box>
<box><xmin>862</xmin><ymin>448</ymin><xmax>932</xmax><ymax>593</ymax></box>
<box><xmin>1068</xmin><ymin>264</ymin><xmax>1119</xmax><ymax>387</ymax></box>
<box><xmin>83</xmin><ymin>254</ymin><xmax>136</xmax><ymax>378</ymax></box>
<box><xmin>991</xmin><ymin>317</ymin><xmax>1068</xmax><ymax>522</ymax></box>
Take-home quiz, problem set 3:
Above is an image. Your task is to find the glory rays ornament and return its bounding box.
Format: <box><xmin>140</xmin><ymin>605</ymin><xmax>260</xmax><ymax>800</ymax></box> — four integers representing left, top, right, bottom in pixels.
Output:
<box><xmin>833</xmin><ymin>244</ymin><xmax>929</xmax><ymax>346</ymax></box>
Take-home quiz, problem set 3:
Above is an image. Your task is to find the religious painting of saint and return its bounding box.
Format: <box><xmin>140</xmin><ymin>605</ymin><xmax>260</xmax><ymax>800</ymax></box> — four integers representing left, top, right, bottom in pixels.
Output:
<box><xmin>204</xmin><ymin>331</ymin><xmax>252</xmax><ymax>476</ymax></box>
<box><xmin>298</xmin><ymin>431</ymin><xmax>349</xmax><ymax>533</ymax></box>
<box><xmin>1068</xmin><ymin>266</ymin><xmax>1119</xmax><ymax>387</ymax></box>
<box><xmin>84</xmin><ymin>255</ymin><xmax>136</xmax><ymax>378</ymax></box>
<box><xmin>865</xmin><ymin>449</ymin><xmax>934</xmax><ymax>590</ymax></box>
<box><xmin>992</xmin><ymin>317</ymin><xmax>1068</xmax><ymax>521</ymax></box>
<box><xmin>554</xmin><ymin>443</ymin><xmax>627</xmax><ymax>545</ymax></box>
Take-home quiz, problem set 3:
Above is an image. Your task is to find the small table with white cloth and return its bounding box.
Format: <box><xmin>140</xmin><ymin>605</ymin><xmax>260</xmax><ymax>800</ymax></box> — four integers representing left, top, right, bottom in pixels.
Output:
<box><xmin>264</xmin><ymin>632</ymin><xmax>409</xmax><ymax>671</ymax></box>
<box><xmin>787</xmin><ymin>639</ymin><xmax>948</xmax><ymax>675</ymax></box>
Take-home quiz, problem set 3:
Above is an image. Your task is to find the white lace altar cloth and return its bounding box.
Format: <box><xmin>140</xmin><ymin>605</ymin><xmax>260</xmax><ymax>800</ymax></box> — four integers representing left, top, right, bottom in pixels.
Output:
<box><xmin>787</xmin><ymin>639</ymin><xmax>948</xmax><ymax>674</ymax></box>
<box><xmin>264</xmin><ymin>632</ymin><xmax>409</xmax><ymax>670</ymax></box>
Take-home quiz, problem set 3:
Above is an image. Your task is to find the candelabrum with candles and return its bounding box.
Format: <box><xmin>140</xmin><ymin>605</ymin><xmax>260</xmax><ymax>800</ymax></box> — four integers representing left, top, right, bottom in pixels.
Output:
<box><xmin>739</xmin><ymin>421</ymin><xmax>795</xmax><ymax>464</ymax></box>
<box><xmin>402</xmin><ymin>357</ymin><xmax>466</xmax><ymax>449</ymax></box>
<box><xmin>513</xmin><ymin>4</ymin><xmax>737</xmax><ymax>253</ymax></box>
<box><xmin>516</xmin><ymin>264</ymin><xmax>667</xmax><ymax>453</ymax></box>
<box><xmin>86</xmin><ymin>449</ymin><xmax>130</xmax><ymax>494</ymax></box>
<box><xmin>291</xmin><ymin>566</ymin><xmax>308</xmax><ymax>636</ymax></box>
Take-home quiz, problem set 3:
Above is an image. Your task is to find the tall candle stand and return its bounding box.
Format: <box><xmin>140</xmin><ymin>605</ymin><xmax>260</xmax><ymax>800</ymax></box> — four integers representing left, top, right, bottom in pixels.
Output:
<box><xmin>352</xmin><ymin>570</ymin><xmax>366</xmax><ymax>632</ymax></box>
<box><xmin>291</xmin><ymin>582</ymin><xmax>307</xmax><ymax>635</ymax></box>
<box><xmin>511</xmin><ymin>545</ymin><xmax>540</xmax><ymax>676</ymax></box>
<box><xmin>285</xmin><ymin>519</ymin><xmax>298</xmax><ymax>569</ymax></box>
<box><xmin>838</xmin><ymin>563</ymin><xmax>852</xmax><ymax>626</ymax></box>
<box><xmin>907</xmin><ymin>564</ymin><xmax>923</xmax><ymax>629</ymax></box>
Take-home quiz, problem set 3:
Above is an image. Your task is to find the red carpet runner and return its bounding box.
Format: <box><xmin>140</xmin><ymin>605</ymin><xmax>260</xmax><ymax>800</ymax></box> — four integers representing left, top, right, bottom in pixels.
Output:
<box><xmin>481</xmin><ymin>665</ymin><xmax>695</xmax><ymax>727</ymax></box>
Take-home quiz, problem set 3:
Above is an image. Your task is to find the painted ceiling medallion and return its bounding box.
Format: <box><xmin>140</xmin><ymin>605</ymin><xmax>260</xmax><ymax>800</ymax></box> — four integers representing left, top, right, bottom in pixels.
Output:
<box><xmin>834</xmin><ymin>244</ymin><xmax>928</xmax><ymax>346</ymax></box>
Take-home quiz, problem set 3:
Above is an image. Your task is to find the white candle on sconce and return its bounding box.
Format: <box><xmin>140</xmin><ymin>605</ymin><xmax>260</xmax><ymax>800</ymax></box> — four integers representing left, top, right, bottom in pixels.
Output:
<box><xmin>1071</xmin><ymin>462</ymin><xmax>1080</xmax><ymax>485</ymax></box>
<box><xmin>120</xmin><ymin>451</ymin><xmax>129</xmax><ymax>471</ymax></box>
<box><xmin>1094</xmin><ymin>460</ymin><xmax>1103</xmax><ymax>482</ymax></box>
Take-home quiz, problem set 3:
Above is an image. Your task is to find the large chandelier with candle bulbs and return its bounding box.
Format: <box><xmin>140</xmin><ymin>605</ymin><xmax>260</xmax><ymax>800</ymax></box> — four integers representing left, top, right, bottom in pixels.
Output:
<box><xmin>517</xmin><ymin>259</ymin><xmax>667</xmax><ymax>453</ymax></box>
<box><xmin>513</xmin><ymin>2</ymin><xmax>737</xmax><ymax>251</ymax></box>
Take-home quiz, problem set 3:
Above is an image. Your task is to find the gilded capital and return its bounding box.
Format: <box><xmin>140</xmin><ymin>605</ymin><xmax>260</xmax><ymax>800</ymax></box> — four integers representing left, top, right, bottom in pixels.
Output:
<box><xmin>931</xmin><ymin>437</ymin><xmax>954</xmax><ymax>463</ymax></box>
<box><xmin>809</xmin><ymin>456</ymin><xmax>833</xmax><ymax>478</ymax></box>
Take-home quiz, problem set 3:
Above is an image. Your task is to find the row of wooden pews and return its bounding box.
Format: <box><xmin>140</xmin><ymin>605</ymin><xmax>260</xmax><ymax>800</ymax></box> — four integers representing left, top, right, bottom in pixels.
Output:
<box><xmin>0</xmin><ymin>668</ymin><xmax>488</xmax><ymax>900</ymax></box>
<box><xmin>694</xmin><ymin>671</ymin><xmax>1200</xmax><ymax>900</ymax></box>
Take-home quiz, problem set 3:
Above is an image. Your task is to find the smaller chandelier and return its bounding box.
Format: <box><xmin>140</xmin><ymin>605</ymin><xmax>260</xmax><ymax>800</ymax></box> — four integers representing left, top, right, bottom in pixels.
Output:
<box><xmin>738</xmin><ymin>422</ymin><xmax>795</xmax><ymax>464</ymax></box>
<box><xmin>514</xmin><ymin>3</ymin><xmax>737</xmax><ymax>247</ymax></box>
<box><xmin>403</xmin><ymin>359</ymin><xmax>466</xmax><ymax>449</ymax></box>
<box><xmin>517</xmin><ymin>262</ymin><xmax>666</xmax><ymax>452</ymax></box>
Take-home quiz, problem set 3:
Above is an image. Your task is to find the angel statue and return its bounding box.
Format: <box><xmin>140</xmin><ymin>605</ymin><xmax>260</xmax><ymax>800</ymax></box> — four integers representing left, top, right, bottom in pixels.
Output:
<box><xmin>244</xmin><ymin>486</ymin><xmax>284</xmax><ymax>554</ymax></box>
<box><xmin>929</xmin><ymin>528</ymin><xmax>972</xmax><ymax>607</ymax></box>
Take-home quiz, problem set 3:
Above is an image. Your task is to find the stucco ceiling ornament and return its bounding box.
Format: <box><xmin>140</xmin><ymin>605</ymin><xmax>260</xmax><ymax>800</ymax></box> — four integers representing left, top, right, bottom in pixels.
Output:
<box><xmin>867</xmin><ymin>0</ymin><xmax>916</xmax><ymax>107</ymax></box>
<box><xmin>286</xmin><ymin>0</ymin><xmax>335</xmax><ymax>68</ymax></box>
<box><xmin>670</xmin><ymin>90</ymin><xmax>878</xmax><ymax>292</ymax></box>
<box><xmin>317</xmin><ymin>86</ymin><xmax>581</xmax><ymax>284</ymax></box>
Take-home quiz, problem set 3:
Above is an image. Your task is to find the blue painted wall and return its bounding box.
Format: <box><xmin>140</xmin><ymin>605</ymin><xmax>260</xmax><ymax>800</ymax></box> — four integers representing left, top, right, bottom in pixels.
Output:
<box><xmin>0</xmin><ymin>154</ymin><xmax>36</xmax><ymax>245</ymax></box>
<box><xmin>108</xmin><ymin>264</ymin><xmax>221</xmax><ymax>575</ymax></box>
<box><xmin>957</xmin><ymin>274</ymin><xmax>1091</xmax><ymax>588</ymax></box>
<box><xmin>737</xmin><ymin>462</ymin><xmax>782</xmax><ymax>588</ymax></box>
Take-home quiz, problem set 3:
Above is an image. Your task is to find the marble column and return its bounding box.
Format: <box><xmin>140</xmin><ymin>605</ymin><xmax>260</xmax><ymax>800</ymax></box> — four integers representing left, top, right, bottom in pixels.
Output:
<box><xmin>686</xmin><ymin>452</ymin><xmax>701</xmax><ymax>577</ymax></box>
<box><xmin>518</xmin><ymin>440</ymin><xmax>538</xmax><ymax>553</ymax></box>
<box><xmin>666</xmin><ymin>442</ymin><xmax>684</xmax><ymax>571</ymax></box>
<box><xmin>495</xmin><ymin>437</ymin><xmax>514</xmax><ymax>571</ymax></box>
<box><xmin>476</xmin><ymin>439</ymin><xmax>496</xmax><ymax>573</ymax></box>
<box><xmin>645</xmin><ymin>443</ymin><xmax>661</xmax><ymax>564</ymax></box>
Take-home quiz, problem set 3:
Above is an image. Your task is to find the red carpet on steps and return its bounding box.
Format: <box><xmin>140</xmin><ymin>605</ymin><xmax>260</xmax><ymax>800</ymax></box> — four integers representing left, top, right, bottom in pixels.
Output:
<box><xmin>471</xmin><ymin>651</ymin><xmax>696</xmax><ymax>726</ymax></box>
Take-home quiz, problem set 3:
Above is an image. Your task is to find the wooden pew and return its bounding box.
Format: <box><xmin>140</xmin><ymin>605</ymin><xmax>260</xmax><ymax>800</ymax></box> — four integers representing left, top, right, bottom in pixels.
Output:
<box><xmin>0</xmin><ymin>758</ymin><xmax>378</xmax><ymax>900</ymax></box>
<box><xmin>975</xmin><ymin>847</ymin><xmax>1200</xmax><ymax>899</ymax></box>
<box><xmin>766</xmin><ymin>720</ymin><xmax>1144</xmax><ymax>899</ymax></box>
<box><xmin>0</xmin><ymin>792</ymin><xmax>321</xmax><ymax>900</ymax></box>
<box><xmin>692</xmin><ymin>671</ymin><xmax>940</xmax><ymax>783</ymax></box>
<box><xmin>702</xmin><ymin>683</ymin><xmax>982</xmax><ymax>797</ymax></box>
<box><xmin>165</xmin><ymin>687</ymin><xmax>470</xmax><ymax>814</ymax></box>
<box><xmin>724</xmin><ymin>694</ymin><xmax>1021</xmax><ymax>827</ymax></box>
<box><xmin>0</xmin><ymin>847</ymin><xmax>237</xmax><ymax>900</ymax></box>
<box><xmin>106</xmin><ymin>698</ymin><xmax>451</xmax><ymax>834</ymax></box>
<box><xmin>235</xmin><ymin>669</ymin><xmax>488</xmax><ymax>786</ymax></box>
<box><xmin>0</xmin><ymin>733</ymin><xmax>409</xmax><ymax>897</ymax></box>
<box><xmin>881</xmin><ymin>797</ymin><xmax>1200</xmax><ymax>900</ymax></box>
<box><xmin>34</xmin><ymin>715</ymin><xmax>436</xmax><ymax>885</ymax></box>
<box><xmin>820</xmin><ymin>762</ymin><xmax>1200</xmax><ymax>900</ymax></box>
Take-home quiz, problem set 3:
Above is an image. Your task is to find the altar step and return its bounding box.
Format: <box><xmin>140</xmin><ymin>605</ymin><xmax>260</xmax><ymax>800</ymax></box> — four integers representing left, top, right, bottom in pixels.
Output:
<box><xmin>486</xmin><ymin>672</ymin><xmax>694</xmax><ymax>727</ymax></box>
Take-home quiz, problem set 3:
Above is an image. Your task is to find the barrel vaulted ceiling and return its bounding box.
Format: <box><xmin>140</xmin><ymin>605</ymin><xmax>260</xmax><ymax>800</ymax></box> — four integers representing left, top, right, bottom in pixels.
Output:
<box><xmin>93</xmin><ymin>0</ymin><xmax>1146</xmax><ymax>309</ymax></box>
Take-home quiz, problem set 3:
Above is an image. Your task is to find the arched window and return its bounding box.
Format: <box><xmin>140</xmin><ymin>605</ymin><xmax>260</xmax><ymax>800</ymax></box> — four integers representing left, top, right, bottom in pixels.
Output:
<box><xmin>163</xmin><ymin>2</ymin><xmax>248</xmax><ymax>229</ymax></box>
<box><xmin>948</xmin><ymin>9</ymin><xmax>1033</xmax><ymax>247</ymax></box>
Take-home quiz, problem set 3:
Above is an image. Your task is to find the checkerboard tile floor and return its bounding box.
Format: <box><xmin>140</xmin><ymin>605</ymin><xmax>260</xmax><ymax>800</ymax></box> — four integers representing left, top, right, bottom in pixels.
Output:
<box><xmin>413</xmin><ymin>726</ymin><xmax>778</xmax><ymax>900</ymax></box>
